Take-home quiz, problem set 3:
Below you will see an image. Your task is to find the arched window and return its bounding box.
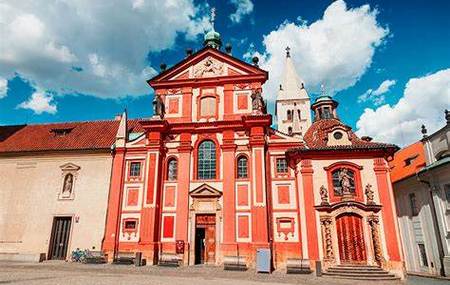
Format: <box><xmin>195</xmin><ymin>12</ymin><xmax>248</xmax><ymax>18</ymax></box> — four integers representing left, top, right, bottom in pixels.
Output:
<box><xmin>331</xmin><ymin>168</ymin><xmax>355</xmax><ymax>196</ymax></box>
<box><xmin>200</xmin><ymin>96</ymin><xmax>216</xmax><ymax>117</ymax></box>
<box><xmin>167</xmin><ymin>158</ymin><xmax>178</xmax><ymax>181</ymax></box>
<box><xmin>297</xmin><ymin>110</ymin><xmax>301</xmax><ymax>120</ymax></box>
<box><xmin>198</xmin><ymin>140</ymin><xmax>216</xmax><ymax>179</ymax></box>
<box><xmin>236</xmin><ymin>156</ymin><xmax>248</xmax><ymax>178</ymax></box>
<box><xmin>287</xmin><ymin>110</ymin><xmax>292</xmax><ymax>121</ymax></box>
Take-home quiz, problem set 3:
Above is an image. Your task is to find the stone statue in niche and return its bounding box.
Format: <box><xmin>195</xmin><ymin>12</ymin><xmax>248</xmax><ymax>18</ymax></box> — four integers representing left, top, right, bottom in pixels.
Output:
<box><xmin>194</xmin><ymin>57</ymin><xmax>224</xmax><ymax>78</ymax></box>
<box><xmin>365</xmin><ymin>183</ymin><xmax>375</xmax><ymax>204</ymax></box>
<box><xmin>338</xmin><ymin>168</ymin><xmax>354</xmax><ymax>200</ymax></box>
<box><xmin>251</xmin><ymin>88</ymin><xmax>266</xmax><ymax>114</ymax></box>
<box><xmin>62</xmin><ymin>173</ymin><xmax>73</xmax><ymax>197</ymax></box>
<box><xmin>319</xmin><ymin>185</ymin><xmax>329</xmax><ymax>205</ymax></box>
<box><xmin>152</xmin><ymin>94</ymin><xmax>165</xmax><ymax>119</ymax></box>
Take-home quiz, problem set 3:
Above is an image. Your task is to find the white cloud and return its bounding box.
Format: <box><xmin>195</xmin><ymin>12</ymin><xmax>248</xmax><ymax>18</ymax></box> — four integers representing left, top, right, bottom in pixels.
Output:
<box><xmin>356</xmin><ymin>68</ymin><xmax>450</xmax><ymax>146</ymax></box>
<box><xmin>358</xmin><ymin>79</ymin><xmax>396</xmax><ymax>106</ymax></box>
<box><xmin>0</xmin><ymin>0</ymin><xmax>211</xmax><ymax>99</ymax></box>
<box><xmin>17</xmin><ymin>90</ymin><xmax>57</xmax><ymax>114</ymax></box>
<box><xmin>0</xmin><ymin>77</ymin><xmax>8</xmax><ymax>99</ymax></box>
<box><xmin>229</xmin><ymin>0</ymin><xmax>254</xmax><ymax>24</ymax></box>
<box><xmin>247</xmin><ymin>0</ymin><xmax>389</xmax><ymax>101</ymax></box>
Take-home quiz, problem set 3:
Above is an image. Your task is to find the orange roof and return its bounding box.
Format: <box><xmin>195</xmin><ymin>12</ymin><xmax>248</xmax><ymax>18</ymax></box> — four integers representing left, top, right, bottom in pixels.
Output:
<box><xmin>389</xmin><ymin>141</ymin><xmax>426</xmax><ymax>183</ymax></box>
<box><xmin>0</xmin><ymin>119</ymin><xmax>144</xmax><ymax>154</ymax></box>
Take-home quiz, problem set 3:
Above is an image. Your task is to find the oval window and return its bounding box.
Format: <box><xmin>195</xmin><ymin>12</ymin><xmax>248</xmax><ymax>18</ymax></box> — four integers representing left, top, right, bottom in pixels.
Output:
<box><xmin>333</xmin><ymin>131</ymin><xmax>343</xmax><ymax>140</ymax></box>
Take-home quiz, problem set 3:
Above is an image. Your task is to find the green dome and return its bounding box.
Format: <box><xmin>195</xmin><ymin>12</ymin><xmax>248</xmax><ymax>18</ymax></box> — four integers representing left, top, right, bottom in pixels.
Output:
<box><xmin>315</xmin><ymin>95</ymin><xmax>333</xmax><ymax>103</ymax></box>
<box><xmin>203</xmin><ymin>29</ymin><xmax>222</xmax><ymax>49</ymax></box>
<box><xmin>205</xmin><ymin>30</ymin><xmax>220</xmax><ymax>40</ymax></box>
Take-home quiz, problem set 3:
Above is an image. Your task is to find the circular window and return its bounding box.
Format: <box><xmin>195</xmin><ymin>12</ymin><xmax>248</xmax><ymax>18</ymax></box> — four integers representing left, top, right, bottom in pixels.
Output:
<box><xmin>333</xmin><ymin>131</ymin><xmax>343</xmax><ymax>140</ymax></box>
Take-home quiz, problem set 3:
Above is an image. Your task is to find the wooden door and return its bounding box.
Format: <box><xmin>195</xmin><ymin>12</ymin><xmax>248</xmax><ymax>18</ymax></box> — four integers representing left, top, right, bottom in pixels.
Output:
<box><xmin>205</xmin><ymin>225</ymin><xmax>216</xmax><ymax>263</ymax></box>
<box><xmin>195</xmin><ymin>214</ymin><xmax>216</xmax><ymax>264</ymax></box>
<box><xmin>48</xmin><ymin>217</ymin><xmax>72</xmax><ymax>260</ymax></box>
<box><xmin>336</xmin><ymin>213</ymin><xmax>366</xmax><ymax>264</ymax></box>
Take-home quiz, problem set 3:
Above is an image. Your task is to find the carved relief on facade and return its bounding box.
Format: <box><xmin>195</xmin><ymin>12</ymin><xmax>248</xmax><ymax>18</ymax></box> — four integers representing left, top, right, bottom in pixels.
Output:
<box><xmin>368</xmin><ymin>215</ymin><xmax>384</xmax><ymax>265</ymax></box>
<box><xmin>320</xmin><ymin>216</ymin><xmax>334</xmax><ymax>260</ymax></box>
<box><xmin>58</xmin><ymin>162</ymin><xmax>80</xmax><ymax>200</ymax></box>
<box><xmin>120</xmin><ymin>213</ymin><xmax>140</xmax><ymax>242</ymax></box>
<box><xmin>194</xmin><ymin>57</ymin><xmax>224</xmax><ymax>78</ymax></box>
<box><xmin>276</xmin><ymin>217</ymin><xmax>295</xmax><ymax>241</ymax></box>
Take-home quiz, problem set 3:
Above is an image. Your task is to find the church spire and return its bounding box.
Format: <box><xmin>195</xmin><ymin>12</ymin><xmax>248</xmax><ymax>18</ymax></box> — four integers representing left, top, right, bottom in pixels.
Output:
<box><xmin>276</xmin><ymin>47</ymin><xmax>311</xmax><ymax>137</ymax></box>
<box><xmin>278</xmin><ymin>47</ymin><xmax>308</xmax><ymax>100</ymax></box>
<box><xmin>203</xmin><ymin>7</ymin><xmax>222</xmax><ymax>49</ymax></box>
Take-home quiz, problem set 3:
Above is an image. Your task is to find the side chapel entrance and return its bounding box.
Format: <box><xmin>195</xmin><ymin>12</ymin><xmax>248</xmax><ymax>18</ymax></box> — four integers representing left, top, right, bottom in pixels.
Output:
<box><xmin>195</xmin><ymin>214</ymin><xmax>216</xmax><ymax>264</ymax></box>
<box><xmin>48</xmin><ymin>216</ymin><xmax>72</xmax><ymax>260</ymax></box>
<box><xmin>336</xmin><ymin>213</ymin><xmax>366</xmax><ymax>264</ymax></box>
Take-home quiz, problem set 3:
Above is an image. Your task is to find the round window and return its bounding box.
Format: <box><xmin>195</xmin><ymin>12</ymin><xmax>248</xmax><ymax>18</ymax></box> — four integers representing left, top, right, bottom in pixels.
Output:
<box><xmin>333</xmin><ymin>131</ymin><xmax>343</xmax><ymax>140</ymax></box>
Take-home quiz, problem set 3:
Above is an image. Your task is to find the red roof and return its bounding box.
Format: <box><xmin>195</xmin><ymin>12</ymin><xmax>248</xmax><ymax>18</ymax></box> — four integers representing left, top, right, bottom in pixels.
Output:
<box><xmin>0</xmin><ymin>119</ymin><xmax>144</xmax><ymax>154</ymax></box>
<box><xmin>389</xmin><ymin>141</ymin><xmax>426</xmax><ymax>183</ymax></box>
<box><xmin>303</xmin><ymin>118</ymin><xmax>397</xmax><ymax>151</ymax></box>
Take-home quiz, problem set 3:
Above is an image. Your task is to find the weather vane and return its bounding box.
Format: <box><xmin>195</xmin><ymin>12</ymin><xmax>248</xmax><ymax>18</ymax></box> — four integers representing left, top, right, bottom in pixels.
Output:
<box><xmin>320</xmin><ymin>83</ymin><xmax>325</xmax><ymax>96</ymax></box>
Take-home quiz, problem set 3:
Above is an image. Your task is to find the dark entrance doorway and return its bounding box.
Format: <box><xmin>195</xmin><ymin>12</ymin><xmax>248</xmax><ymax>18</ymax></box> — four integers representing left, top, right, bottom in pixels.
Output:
<box><xmin>48</xmin><ymin>216</ymin><xmax>72</xmax><ymax>260</ymax></box>
<box><xmin>336</xmin><ymin>213</ymin><xmax>367</xmax><ymax>264</ymax></box>
<box><xmin>194</xmin><ymin>214</ymin><xmax>216</xmax><ymax>264</ymax></box>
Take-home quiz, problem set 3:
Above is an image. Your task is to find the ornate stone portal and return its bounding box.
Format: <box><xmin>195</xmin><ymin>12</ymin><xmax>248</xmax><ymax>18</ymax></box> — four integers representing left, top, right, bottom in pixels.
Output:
<box><xmin>368</xmin><ymin>215</ymin><xmax>383</xmax><ymax>266</ymax></box>
<box><xmin>316</xmin><ymin>201</ymin><xmax>384</xmax><ymax>267</ymax></box>
<box><xmin>188</xmin><ymin>184</ymin><xmax>223</xmax><ymax>266</ymax></box>
<box><xmin>320</xmin><ymin>216</ymin><xmax>334</xmax><ymax>261</ymax></box>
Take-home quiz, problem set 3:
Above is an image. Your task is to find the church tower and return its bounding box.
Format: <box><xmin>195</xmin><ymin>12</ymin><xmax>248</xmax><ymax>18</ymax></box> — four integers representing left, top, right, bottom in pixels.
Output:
<box><xmin>276</xmin><ymin>47</ymin><xmax>311</xmax><ymax>137</ymax></box>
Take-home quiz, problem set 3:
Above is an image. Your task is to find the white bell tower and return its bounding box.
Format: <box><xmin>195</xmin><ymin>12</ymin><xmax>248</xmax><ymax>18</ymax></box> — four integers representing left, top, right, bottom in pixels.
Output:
<box><xmin>276</xmin><ymin>47</ymin><xmax>311</xmax><ymax>137</ymax></box>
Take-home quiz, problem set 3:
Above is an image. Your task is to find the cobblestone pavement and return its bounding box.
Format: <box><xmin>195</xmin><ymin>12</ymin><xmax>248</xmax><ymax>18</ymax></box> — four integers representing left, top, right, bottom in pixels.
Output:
<box><xmin>0</xmin><ymin>262</ymin><xmax>448</xmax><ymax>285</ymax></box>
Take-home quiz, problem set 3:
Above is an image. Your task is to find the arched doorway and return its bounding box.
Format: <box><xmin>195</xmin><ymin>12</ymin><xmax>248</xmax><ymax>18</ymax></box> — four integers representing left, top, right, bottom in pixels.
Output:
<box><xmin>336</xmin><ymin>213</ymin><xmax>367</xmax><ymax>264</ymax></box>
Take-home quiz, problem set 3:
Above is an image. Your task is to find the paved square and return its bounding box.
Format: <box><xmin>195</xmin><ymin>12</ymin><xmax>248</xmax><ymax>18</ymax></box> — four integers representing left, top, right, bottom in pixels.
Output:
<box><xmin>0</xmin><ymin>262</ymin><xmax>448</xmax><ymax>285</ymax></box>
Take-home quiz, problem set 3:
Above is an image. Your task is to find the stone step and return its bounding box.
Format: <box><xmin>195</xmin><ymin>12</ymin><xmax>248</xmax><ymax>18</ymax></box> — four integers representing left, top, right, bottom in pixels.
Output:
<box><xmin>323</xmin><ymin>274</ymin><xmax>400</xmax><ymax>281</ymax></box>
<box><xmin>324</xmin><ymin>265</ymin><xmax>400</xmax><ymax>281</ymax></box>
<box><xmin>323</xmin><ymin>271</ymin><xmax>397</xmax><ymax>278</ymax></box>
<box><xmin>336</xmin><ymin>264</ymin><xmax>381</xmax><ymax>269</ymax></box>
<box><xmin>326</xmin><ymin>268</ymin><xmax>386</xmax><ymax>274</ymax></box>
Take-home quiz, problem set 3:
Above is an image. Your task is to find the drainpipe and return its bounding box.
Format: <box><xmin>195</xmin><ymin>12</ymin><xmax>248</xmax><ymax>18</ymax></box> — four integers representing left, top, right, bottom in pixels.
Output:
<box><xmin>416</xmin><ymin>171</ymin><xmax>446</xmax><ymax>276</ymax></box>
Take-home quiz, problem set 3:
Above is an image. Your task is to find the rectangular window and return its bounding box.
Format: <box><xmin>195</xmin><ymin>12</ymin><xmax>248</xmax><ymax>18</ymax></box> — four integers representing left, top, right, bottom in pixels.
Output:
<box><xmin>129</xmin><ymin>162</ymin><xmax>141</xmax><ymax>177</ymax></box>
<box><xmin>124</xmin><ymin>220</ymin><xmax>137</xmax><ymax>230</ymax></box>
<box><xmin>276</xmin><ymin>158</ymin><xmax>288</xmax><ymax>174</ymax></box>
<box><xmin>409</xmin><ymin>193</ymin><xmax>419</xmax><ymax>216</ymax></box>
<box><xmin>418</xmin><ymin>243</ymin><xmax>428</xmax><ymax>267</ymax></box>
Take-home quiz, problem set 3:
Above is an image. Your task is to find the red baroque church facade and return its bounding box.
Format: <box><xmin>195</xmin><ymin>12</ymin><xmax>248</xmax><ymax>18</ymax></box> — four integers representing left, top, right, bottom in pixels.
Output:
<box><xmin>102</xmin><ymin>38</ymin><xmax>404</xmax><ymax>275</ymax></box>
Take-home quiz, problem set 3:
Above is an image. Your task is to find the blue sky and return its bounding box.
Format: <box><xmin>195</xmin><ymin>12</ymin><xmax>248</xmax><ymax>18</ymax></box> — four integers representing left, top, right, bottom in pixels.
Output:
<box><xmin>0</xmin><ymin>0</ymin><xmax>449</xmax><ymax>146</ymax></box>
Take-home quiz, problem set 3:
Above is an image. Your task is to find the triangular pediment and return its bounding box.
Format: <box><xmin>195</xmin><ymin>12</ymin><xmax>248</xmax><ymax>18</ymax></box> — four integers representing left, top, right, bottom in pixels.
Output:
<box><xmin>148</xmin><ymin>47</ymin><xmax>267</xmax><ymax>86</ymax></box>
<box><xmin>190</xmin><ymin>183</ymin><xmax>222</xmax><ymax>198</ymax></box>
<box><xmin>60</xmin><ymin>162</ymin><xmax>81</xmax><ymax>171</ymax></box>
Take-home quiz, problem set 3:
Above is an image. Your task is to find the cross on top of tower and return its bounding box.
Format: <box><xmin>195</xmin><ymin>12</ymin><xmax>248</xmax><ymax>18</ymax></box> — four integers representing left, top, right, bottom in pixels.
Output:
<box><xmin>210</xmin><ymin>7</ymin><xmax>216</xmax><ymax>29</ymax></box>
<box><xmin>285</xmin><ymin>46</ymin><xmax>291</xmax><ymax>58</ymax></box>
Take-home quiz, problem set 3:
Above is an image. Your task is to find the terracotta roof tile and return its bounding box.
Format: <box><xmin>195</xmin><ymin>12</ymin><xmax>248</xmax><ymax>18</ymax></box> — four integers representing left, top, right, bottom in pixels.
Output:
<box><xmin>303</xmin><ymin>118</ymin><xmax>396</xmax><ymax>150</ymax></box>
<box><xmin>0</xmin><ymin>119</ymin><xmax>145</xmax><ymax>154</ymax></box>
<box><xmin>389</xmin><ymin>141</ymin><xmax>426</xmax><ymax>183</ymax></box>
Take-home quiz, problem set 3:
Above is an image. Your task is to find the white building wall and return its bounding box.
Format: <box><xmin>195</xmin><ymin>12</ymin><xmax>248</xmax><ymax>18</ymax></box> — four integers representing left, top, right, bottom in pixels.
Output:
<box><xmin>0</xmin><ymin>152</ymin><xmax>112</xmax><ymax>261</ymax></box>
<box><xmin>394</xmin><ymin>176</ymin><xmax>442</xmax><ymax>275</ymax></box>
